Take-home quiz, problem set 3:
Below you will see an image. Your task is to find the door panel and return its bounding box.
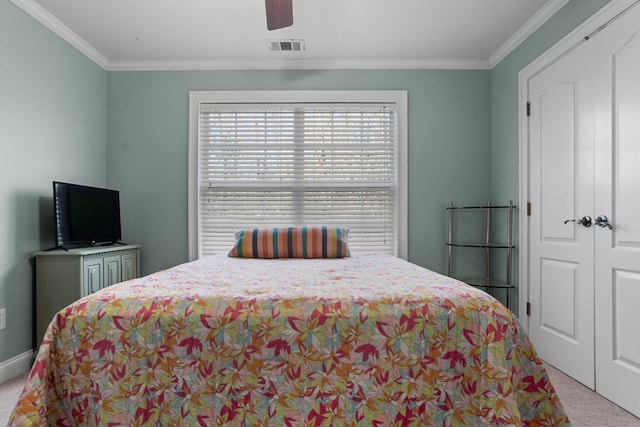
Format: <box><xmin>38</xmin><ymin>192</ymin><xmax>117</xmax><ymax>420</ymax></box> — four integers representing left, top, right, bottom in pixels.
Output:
<box><xmin>540</xmin><ymin>83</ymin><xmax>577</xmax><ymax>241</ymax></box>
<box><xmin>613</xmin><ymin>271</ymin><xmax>640</xmax><ymax>367</ymax></box>
<box><xmin>528</xmin><ymin>39</ymin><xmax>595</xmax><ymax>388</ymax></box>
<box><xmin>594</xmin><ymin>2</ymin><xmax>640</xmax><ymax>416</ymax></box>
<box><xmin>613</xmin><ymin>30</ymin><xmax>640</xmax><ymax>247</ymax></box>
<box><xmin>539</xmin><ymin>259</ymin><xmax>577</xmax><ymax>340</ymax></box>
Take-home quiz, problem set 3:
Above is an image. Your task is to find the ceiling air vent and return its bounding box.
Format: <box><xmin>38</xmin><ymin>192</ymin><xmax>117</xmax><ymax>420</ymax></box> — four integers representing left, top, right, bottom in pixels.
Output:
<box><xmin>268</xmin><ymin>39</ymin><xmax>305</xmax><ymax>52</ymax></box>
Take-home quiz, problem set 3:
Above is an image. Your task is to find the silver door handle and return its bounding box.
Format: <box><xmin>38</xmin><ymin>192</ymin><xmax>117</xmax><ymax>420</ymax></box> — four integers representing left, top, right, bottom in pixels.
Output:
<box><xmin>564</xmin><ymin>216</ymin><xmax>592</xmax><ymax>227</ymax></box>
<box><xmin>595</xmin><ymin>215</ymin><xmax>613</xmax><ymax>229</ymax></box>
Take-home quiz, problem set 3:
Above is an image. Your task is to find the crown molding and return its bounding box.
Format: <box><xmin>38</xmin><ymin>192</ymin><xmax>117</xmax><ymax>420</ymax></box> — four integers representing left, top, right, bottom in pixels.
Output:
<box><xmin>11</xmin><ymin>0</ymin><xmax>110</xmax><ymax>69</ymax></box>
<box><xmin>105</xmin><ymin>57</ymin><xmax>490</xmax><ymax>72</ymax></box>
<box><xmin>488</xmin><ymin>0</ymin><xmax>570</xmax><ymax>68</ymax></box>
<box><xmin>12</xmin><ymin>0</ymin><xmax>561</xmax><ymax>72</ymax></box>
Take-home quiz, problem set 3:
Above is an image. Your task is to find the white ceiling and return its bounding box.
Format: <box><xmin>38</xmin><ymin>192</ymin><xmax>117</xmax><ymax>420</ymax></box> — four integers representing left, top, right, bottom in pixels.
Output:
<box><xmin>12</xmin><ymin>0</ymin><xmax>568</xmax><ymax>71</ymax></box>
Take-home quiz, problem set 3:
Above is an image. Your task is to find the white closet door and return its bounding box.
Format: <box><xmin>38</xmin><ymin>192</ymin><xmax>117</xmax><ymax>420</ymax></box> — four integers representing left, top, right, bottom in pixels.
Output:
<box><xmin>594</xmin><ymin>2</ymin><xmax>640</xmax><ymax>417</ymax></box>
<box><xmin>527</xmin><ymin>39</ymin><xmax>596</xmax><ymax>388</ymax></box>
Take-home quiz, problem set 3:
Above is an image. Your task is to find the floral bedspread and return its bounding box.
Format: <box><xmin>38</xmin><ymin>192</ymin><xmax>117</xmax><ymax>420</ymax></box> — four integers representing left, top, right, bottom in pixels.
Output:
<box><xmin>10</xmin><ymin>254</ymin><xmax>569</xmax><ymax>426</ymax></box>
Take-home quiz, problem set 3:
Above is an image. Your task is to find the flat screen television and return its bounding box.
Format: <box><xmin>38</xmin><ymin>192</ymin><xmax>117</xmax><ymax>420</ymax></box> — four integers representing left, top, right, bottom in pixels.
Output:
<box><xmin>53</xmin><ymin>181</ymin><xmax>122</xmax><ymax>248</ymax></box>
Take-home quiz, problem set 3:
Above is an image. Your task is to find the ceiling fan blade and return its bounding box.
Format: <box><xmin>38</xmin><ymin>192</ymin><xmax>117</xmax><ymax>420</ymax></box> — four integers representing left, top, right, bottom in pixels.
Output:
<box><xmin>265</xmin><ymin>0</ymin><xmax>293</xmax><ymax>31</ymax></box>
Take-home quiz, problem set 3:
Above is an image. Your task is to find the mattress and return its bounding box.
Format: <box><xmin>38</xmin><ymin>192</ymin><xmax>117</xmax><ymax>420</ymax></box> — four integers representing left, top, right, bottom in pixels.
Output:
<box><xmin>10</xmin><ymin>253</ymin><xmax>568</xmax><ymax>426</ymax></box>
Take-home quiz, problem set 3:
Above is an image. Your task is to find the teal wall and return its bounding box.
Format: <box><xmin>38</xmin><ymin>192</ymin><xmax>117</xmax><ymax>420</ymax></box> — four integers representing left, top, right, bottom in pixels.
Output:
<box><xmin>0</xmin><ymin>0</ymin><xmax>613</xmax><ymax>370</ymax></box>
<box><xmin>0</xmin><ymin>0</ymin><xmax>107</xmax><ymax>365</ymax></box>
<box><xmin>491</xmin><ymin>0</ymin><xmax>610</xmax><ymax>201</ymax></box>
<box><xmin>107</xmin><ymin>70</ymin><xmax>492</xmax><ymax>276</ymax></box>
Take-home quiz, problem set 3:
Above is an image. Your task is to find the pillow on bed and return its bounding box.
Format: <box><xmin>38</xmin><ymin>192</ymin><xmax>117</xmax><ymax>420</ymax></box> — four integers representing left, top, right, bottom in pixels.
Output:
<box><xmin>228</xmin><ymin>226</ymin><xmax>350</xmax><ymax>259</ymax></box>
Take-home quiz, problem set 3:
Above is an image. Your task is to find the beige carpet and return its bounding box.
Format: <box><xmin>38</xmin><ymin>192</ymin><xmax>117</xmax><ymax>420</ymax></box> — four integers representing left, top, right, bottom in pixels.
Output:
<box><xmin>1</xmin><ymin>363</ymin><xmax>639</xmax><ymax>426</ymax></box>
<box><xmin>0</xmin><ymin>371</ymin><xmax>28</xmax><ymax>426</ymax></box>
<box><xmin>543</xmin><ymin>362</ymin><xmax>640</xmax><ymax>426</ymax></box>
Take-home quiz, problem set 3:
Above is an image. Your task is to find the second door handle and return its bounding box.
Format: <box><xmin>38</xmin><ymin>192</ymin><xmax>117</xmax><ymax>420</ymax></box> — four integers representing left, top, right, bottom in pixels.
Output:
<box><xmin>595</xmin><ymin>215</ymin><xmax>613</xmax><ymax>229</ymax></box>
<box><xmin>564</xmin><ymin>216</ymin><xmax>592</xmax><ymax>227</ymax></box>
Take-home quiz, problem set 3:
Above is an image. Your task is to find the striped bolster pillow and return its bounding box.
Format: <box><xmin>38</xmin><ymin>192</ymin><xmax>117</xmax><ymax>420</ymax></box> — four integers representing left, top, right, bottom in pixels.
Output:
<box><xmin>228</xmin><ymin>226</ymin><xmax>350</xmax><ymax>259</ymax></box>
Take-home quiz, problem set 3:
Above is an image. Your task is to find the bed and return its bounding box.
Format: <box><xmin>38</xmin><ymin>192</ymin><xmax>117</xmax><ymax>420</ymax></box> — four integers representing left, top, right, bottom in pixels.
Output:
<box><xmin>10</xmin><ymin>252</ymin><xmax>569</xmax><ymax>426</ymax></box>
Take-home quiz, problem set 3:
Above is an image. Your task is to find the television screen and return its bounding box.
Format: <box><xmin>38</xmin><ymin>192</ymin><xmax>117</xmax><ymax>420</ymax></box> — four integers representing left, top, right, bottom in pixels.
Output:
<box><xmin>53</xmin><ymin>181</ymin><xmax>122</xmax><ymax>247</ymax></box>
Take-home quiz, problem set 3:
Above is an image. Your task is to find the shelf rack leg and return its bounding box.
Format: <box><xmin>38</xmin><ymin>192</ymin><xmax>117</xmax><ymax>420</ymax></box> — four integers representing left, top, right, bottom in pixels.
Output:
<box><xmin>447</xmin><ymin>201</ymin><xmax>453</xmax><ymax>276</ymax></box>
<box><xmin>506</xmin><ymin>199</ymin><xmax>514</xmax><ymax>310</ymax></box>
<box><xmin>485</xmin><ymin>201</ymin><xmax>491</xmax><ymax>286</ymax></box>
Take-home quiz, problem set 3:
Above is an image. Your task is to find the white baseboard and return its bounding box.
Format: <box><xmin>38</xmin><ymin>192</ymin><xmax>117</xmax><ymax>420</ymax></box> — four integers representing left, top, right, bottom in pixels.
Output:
<box><xmin>0</xmin><ymin>350</ymin><xmax>35</xmax><ymax>384</ymax></box>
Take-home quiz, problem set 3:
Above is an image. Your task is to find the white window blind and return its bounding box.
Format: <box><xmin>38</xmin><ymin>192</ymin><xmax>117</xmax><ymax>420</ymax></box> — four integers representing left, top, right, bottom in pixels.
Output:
<box><xmin>189</xmin><ymin>92</ymin><xmax>407</xmax><ymax>259</ymax></box>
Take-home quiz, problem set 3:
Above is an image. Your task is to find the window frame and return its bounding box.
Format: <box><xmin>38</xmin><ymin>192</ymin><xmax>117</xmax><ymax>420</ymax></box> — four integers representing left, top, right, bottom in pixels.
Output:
<box><xmin>188</xmin><ymin>90</ymin><xmax>408</xmax><ymax>261</ymax></box>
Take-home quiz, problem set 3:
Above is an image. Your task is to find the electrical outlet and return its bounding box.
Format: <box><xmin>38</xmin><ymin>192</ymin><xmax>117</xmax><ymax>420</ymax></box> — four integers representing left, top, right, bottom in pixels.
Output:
<box><xmin>0</xmin><ymin>308</ymin><xmax>6</xmax><ymax>330</ymax></box>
